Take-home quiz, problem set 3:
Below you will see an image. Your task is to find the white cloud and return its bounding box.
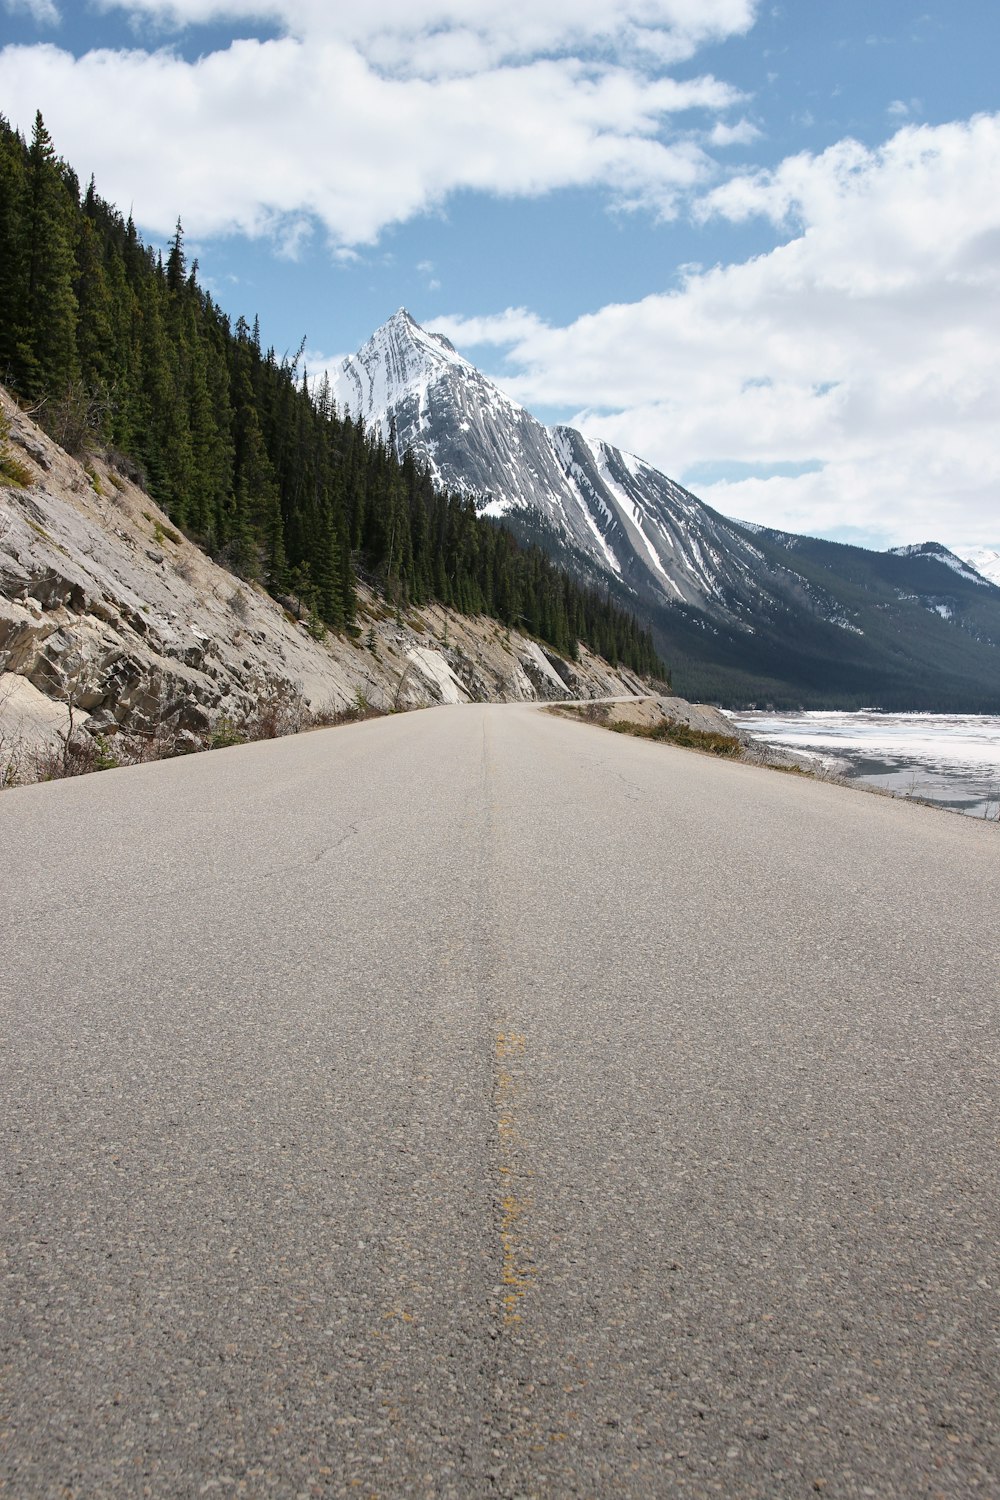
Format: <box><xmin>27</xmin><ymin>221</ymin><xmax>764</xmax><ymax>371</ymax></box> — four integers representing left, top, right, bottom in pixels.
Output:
<box><xmin>708</xmin><ymin>116</ymin><xmax>760</xmax><ymax>147</ymax></box>
<box><xmin>3</xmin><ymin>0</ymin><xmax>60</xmax><ymax>23</ymax></box>
<box><xmin>273</xmin><ymin>215</ymin><xmax>313</xmax><ymax>260</ymax></box>
<box><xmin>432</xmin><ymin>116</ymin><xmax>1000</xmax><ymax>549</ymax></box>
<box><xmin>91</xmin><ymin>1</ymin><xmax>760</xmax><ymax>74</ymax></box>
<box><xmin>0</xmin><ymin>25</ymin><xmax>744</xmax><ymax>246</ymax></box>
<box><xmin>429</xmin><ymin>307</ymin><xmax>550</xmax><ymax>347</ymax></box>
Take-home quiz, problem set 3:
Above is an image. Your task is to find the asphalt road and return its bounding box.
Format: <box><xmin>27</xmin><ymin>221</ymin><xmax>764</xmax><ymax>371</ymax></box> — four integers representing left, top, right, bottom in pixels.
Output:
<box><xmin>1</xmin><ymin>703</ymin><xmax>997</xmax><ymax>1499</ymax></box>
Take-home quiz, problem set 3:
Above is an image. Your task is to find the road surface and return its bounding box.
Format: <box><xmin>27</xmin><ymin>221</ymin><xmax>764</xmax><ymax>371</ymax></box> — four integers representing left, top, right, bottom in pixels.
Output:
<box><xmin>1</xmin><ymin>703</ymin><xmax>997</xmax><ymax>1498</ymax></box>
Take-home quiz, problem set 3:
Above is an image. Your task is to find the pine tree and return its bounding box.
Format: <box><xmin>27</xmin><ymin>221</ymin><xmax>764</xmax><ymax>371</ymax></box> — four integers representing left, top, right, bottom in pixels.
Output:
<box><xmin>165</xmin><ymin>218</ymin><xmax>185</xmax><ymax>293</ymax></box>
<box><xmin>0</xmin><ymin>114</ymin><xmax>663</xmax><ymax>679</ymax></box>
<box><xmin>0</xmin><ymin>117</ymin><xmax>27</xmax><ymax>386</ymax></box>
<box><xmin>19</xmin><ymin>111</ymin><xmax>79</xmax><ymax>400</ymax></box>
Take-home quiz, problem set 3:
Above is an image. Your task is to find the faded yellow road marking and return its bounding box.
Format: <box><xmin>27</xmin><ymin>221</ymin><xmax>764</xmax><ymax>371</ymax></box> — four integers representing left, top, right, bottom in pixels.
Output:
<box><xmin>495</xmin><ymin>1030</ymin><xmax>534</xmax><ymax>1326</ymax></box>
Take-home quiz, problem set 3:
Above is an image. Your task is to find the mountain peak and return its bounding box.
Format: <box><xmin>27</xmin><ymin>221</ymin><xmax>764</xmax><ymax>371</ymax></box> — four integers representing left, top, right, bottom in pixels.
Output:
<box><xmin>889</xmin><ymin>542</ymin><xmax>992</xmax><ymax>585</ymax></box>
<box><xmin>333</xmin><ymin>308</ymin><xmax>511</xmax><ymax>470</ymax></box>
<box><xmin>373</xmin><ymin>307</ymin><xmax>460</xmax><ymax>361</ymax></box>
<box><xmin>334</xmin><ymin>310</ymin><xmax>471</xmax><ymax>430</ymax></box>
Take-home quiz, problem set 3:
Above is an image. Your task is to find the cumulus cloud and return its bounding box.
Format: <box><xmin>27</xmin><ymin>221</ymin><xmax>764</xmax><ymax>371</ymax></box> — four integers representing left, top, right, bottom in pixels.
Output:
<box><xmin>429</xmin><ymin>116</ymin><xmax>1000</xmax><ymax>548</ymax></box>
<box><xmin>708</xmin><ymin>116</ymin><xmax>760</xmax><ymax>147</ymax></box>
<box><xmin>92</xmin><ymin>0</ymin><xmax>760</xmax><ymax>73</ymax></box>
<box><xmin>431</xmin><ymin>307</ymin><xmax>549</xmax><ymax>347</ymax></box>
<box><xmin>0</xmin><ymin>7</ymin><xmax>747</xmax><ymax>246</ymax></box>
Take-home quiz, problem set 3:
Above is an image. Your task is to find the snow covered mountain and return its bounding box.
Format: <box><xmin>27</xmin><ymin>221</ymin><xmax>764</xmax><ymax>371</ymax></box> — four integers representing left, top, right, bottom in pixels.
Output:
<box><xmin>889</xmin><ymin>542</ymin><xmax>997</xmax><ymax>587</ymax></box>
<box><xmin>955</xmin><ymin>546</ymin><xmax>1000</xmax><ymax>588</ymax></box>
<box><xmin>334</xmin><ymin>311</ymin><xmax>1000</xmax><ymax>708</ymax></box>
<box><xmin>333</xmin><ymin>309</ymin><xmax>776</xmax><ymax>616</ymax></box>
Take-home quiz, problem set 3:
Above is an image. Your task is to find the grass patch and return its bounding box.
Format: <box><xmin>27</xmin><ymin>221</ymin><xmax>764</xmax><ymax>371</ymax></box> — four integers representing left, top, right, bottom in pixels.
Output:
<box><xmin>145</xmin><ymin>515</ymin><xmax>183</xmax><ymax>546</ymax></box>
<box><xmin>0</xmin><ymin>450</ymin><xmax>33</xmax><ymax>487</ymax></box>
<box><xmin>0</xmin><ymin>408</ymin><xmax>33</xmax><ymax>487</ymax></box>
<box><xmin>309</xmin><ymin>699</ymin><xmax>386</xmax><ymax>729</ymax></box>
<box><xmin>609</xmin><ymin>717</ymin><xmax>743</xmax><ymax>757</ymax></box>
<box><xmin>556</xmin><ymin>701</ymin><xmax>611</xmax><ymax>725</ymax></box>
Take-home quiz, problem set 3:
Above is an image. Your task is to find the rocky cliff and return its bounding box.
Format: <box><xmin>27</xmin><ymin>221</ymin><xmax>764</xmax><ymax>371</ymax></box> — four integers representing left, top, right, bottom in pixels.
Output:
<box><xmin>0</xmin><ymin>388</ymin><xmax>649</xmax><ymax>786</ymax></box>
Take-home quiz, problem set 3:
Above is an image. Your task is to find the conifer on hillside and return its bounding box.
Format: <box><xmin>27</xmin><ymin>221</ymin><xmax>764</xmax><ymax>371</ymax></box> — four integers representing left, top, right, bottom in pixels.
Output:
<box><xmin>0</xmin><ymin>112</ymin><xmax>665</xmax><ymax>679</ymax></box>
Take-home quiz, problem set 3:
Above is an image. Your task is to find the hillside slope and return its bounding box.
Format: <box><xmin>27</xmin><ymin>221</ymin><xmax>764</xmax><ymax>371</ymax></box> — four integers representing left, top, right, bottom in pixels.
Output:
<box><xmin>655</xmin><ymin>526</ymin><xmax>1000</xmax><ymax>710</ymax></box>
<box><xmin>0</xmin><ymin>389</ymin><xmax>649</xmax><ymax>783</ymax></box>
<box><xmin>0</xmin><ymin>117</ymin><xmax>661</xmax><ymax>687</ymax></box>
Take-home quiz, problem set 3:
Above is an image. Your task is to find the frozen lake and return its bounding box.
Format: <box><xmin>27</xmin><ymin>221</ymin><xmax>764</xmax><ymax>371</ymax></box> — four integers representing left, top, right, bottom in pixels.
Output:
<box><xmin>726</xmin><ymin>710</ymin><xmax>1000</xmax><ymax>819</ymax></box>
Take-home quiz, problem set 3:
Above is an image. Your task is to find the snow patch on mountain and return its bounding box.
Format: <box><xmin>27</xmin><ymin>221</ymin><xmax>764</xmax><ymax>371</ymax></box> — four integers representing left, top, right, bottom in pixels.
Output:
<box><xmin>586</xmin><ymin>438</ymin><xmax>672</xmax><ymax>586</ymax></box>
<box><xmin>955</xmin><ymin>546</ymin><xmax>1000</xmax><ymax>588</ymax></box>
<box><xmin>889</xmin><ymin>542</ymin><xmax>990</xmax><ymax>586</ymax></box>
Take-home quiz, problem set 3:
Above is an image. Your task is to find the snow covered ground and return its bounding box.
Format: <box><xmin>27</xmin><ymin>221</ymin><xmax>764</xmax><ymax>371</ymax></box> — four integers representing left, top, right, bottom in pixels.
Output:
<box><xmin>727</xmin><ymin>710</ymin><xmax>1000</xmax><ymax>818</ymax></box>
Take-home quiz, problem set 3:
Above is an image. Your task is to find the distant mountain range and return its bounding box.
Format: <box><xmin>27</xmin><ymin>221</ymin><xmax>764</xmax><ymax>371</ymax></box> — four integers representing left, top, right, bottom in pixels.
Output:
<box><xmin>334</xmin><ymin>310</ymin><xmax>1000</xmax><ymax>709</ymax></box>
<box><xmin>957</xmin><ymin>547</ymin><xmax>1000</xmax><ymax>588</ymax></box>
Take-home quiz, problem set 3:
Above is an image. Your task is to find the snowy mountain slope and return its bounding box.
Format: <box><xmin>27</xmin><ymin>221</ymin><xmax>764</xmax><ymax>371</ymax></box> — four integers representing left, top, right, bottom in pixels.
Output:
<box><xmin>889</xmin><ymin>542</ymin><xmax>994</xmax><ymax>586</ymax></box>
<box><xmin>334</xmin><ymin>311</ymin><xmax>1000</xmax><ymax>708</ymax></box>
<box><xmin>334</xmin><ymin>311</ymin><xmax>548</xmax><ymax>510</ymax></box>
<box><xmin>954</xmin><ymin>546</ymin><xmax>1000</xmax><ymax>588</ymax></box>
<box><xmin>334</xmin><ymin>309</ymin><xmax>790</xmax><ymax>618</ymax></box>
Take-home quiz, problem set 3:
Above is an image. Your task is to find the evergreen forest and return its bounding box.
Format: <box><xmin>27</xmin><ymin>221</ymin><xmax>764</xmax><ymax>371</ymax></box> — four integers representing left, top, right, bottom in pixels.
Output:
<box><xmin>0</xmin><ymin>111</ymin><xmax>663</xmax><ymax>678</ymax></box>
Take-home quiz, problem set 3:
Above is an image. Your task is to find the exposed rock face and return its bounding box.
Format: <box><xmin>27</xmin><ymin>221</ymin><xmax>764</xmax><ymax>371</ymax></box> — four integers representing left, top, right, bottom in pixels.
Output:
<box><xmin>333</xmin><ymin>309</ymin><xmax>769</xmax><ymax>615</ymax></box>
<box><xmin>0</xmin><ymin>387</ymin><xmax>651</xmax><ymax>780</ymax></box>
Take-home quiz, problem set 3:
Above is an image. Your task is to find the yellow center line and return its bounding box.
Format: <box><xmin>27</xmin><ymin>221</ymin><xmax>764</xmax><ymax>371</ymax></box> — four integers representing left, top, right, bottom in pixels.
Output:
<box><xmin>494</xmin><ymin>1030</ymin><xmax>534</xmax><ymax>1327</ymax></box>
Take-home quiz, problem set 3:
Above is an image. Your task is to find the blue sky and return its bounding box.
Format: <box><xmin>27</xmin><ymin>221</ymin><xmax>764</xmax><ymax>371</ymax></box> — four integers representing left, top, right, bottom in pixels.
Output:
<box><xmin>1</xmin><ymin>0</ymin><xmax>998</xmax><ymax>552</ymax></box>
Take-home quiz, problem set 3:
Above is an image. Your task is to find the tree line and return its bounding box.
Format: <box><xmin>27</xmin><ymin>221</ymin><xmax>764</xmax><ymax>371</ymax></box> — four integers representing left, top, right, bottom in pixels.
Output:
<box><xmin>0</xmin><ymin>111</ymin><xmax>664</xmax><ymax>677</ymax></box>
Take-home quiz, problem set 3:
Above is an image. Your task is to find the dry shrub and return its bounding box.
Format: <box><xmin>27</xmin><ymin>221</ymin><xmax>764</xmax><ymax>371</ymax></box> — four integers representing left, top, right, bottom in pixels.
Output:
<box><xmin>3</xmin><ymin>679</ymin><xmax>388</xmax><ymax>793</ymax></box>
<box><xmin>40</xmin><ymin>381</ymin><xmax>108</xmax><ymax>459</ymax></box>
<box><xmin>609</xmin><ymin>717</ymin><xmax>743</xmax><ymax>757</ymax></box>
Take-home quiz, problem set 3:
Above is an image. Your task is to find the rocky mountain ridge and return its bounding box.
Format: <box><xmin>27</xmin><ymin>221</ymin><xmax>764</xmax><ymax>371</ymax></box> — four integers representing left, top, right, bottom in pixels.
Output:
<box><xmin>334</xmin><ymin>309</ymin><xmax>774</xmax><ymax>615</ymax></box>
<box><xmin>0</xmin><ymin>387</ymin><xmax>648</xmax><ymax>785</ymax></box>
<box><xmin>333</xmin><ymin>310</ymin><xmax>1000</xmax><ymax>709</ymax></box>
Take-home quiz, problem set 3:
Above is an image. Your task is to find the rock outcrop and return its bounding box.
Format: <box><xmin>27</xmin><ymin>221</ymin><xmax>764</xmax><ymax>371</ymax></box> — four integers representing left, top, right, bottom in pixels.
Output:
<box><xmin>0</xmin><ymin>387</ymin><xmax>651</xmax><ymax>783</ymax></box>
